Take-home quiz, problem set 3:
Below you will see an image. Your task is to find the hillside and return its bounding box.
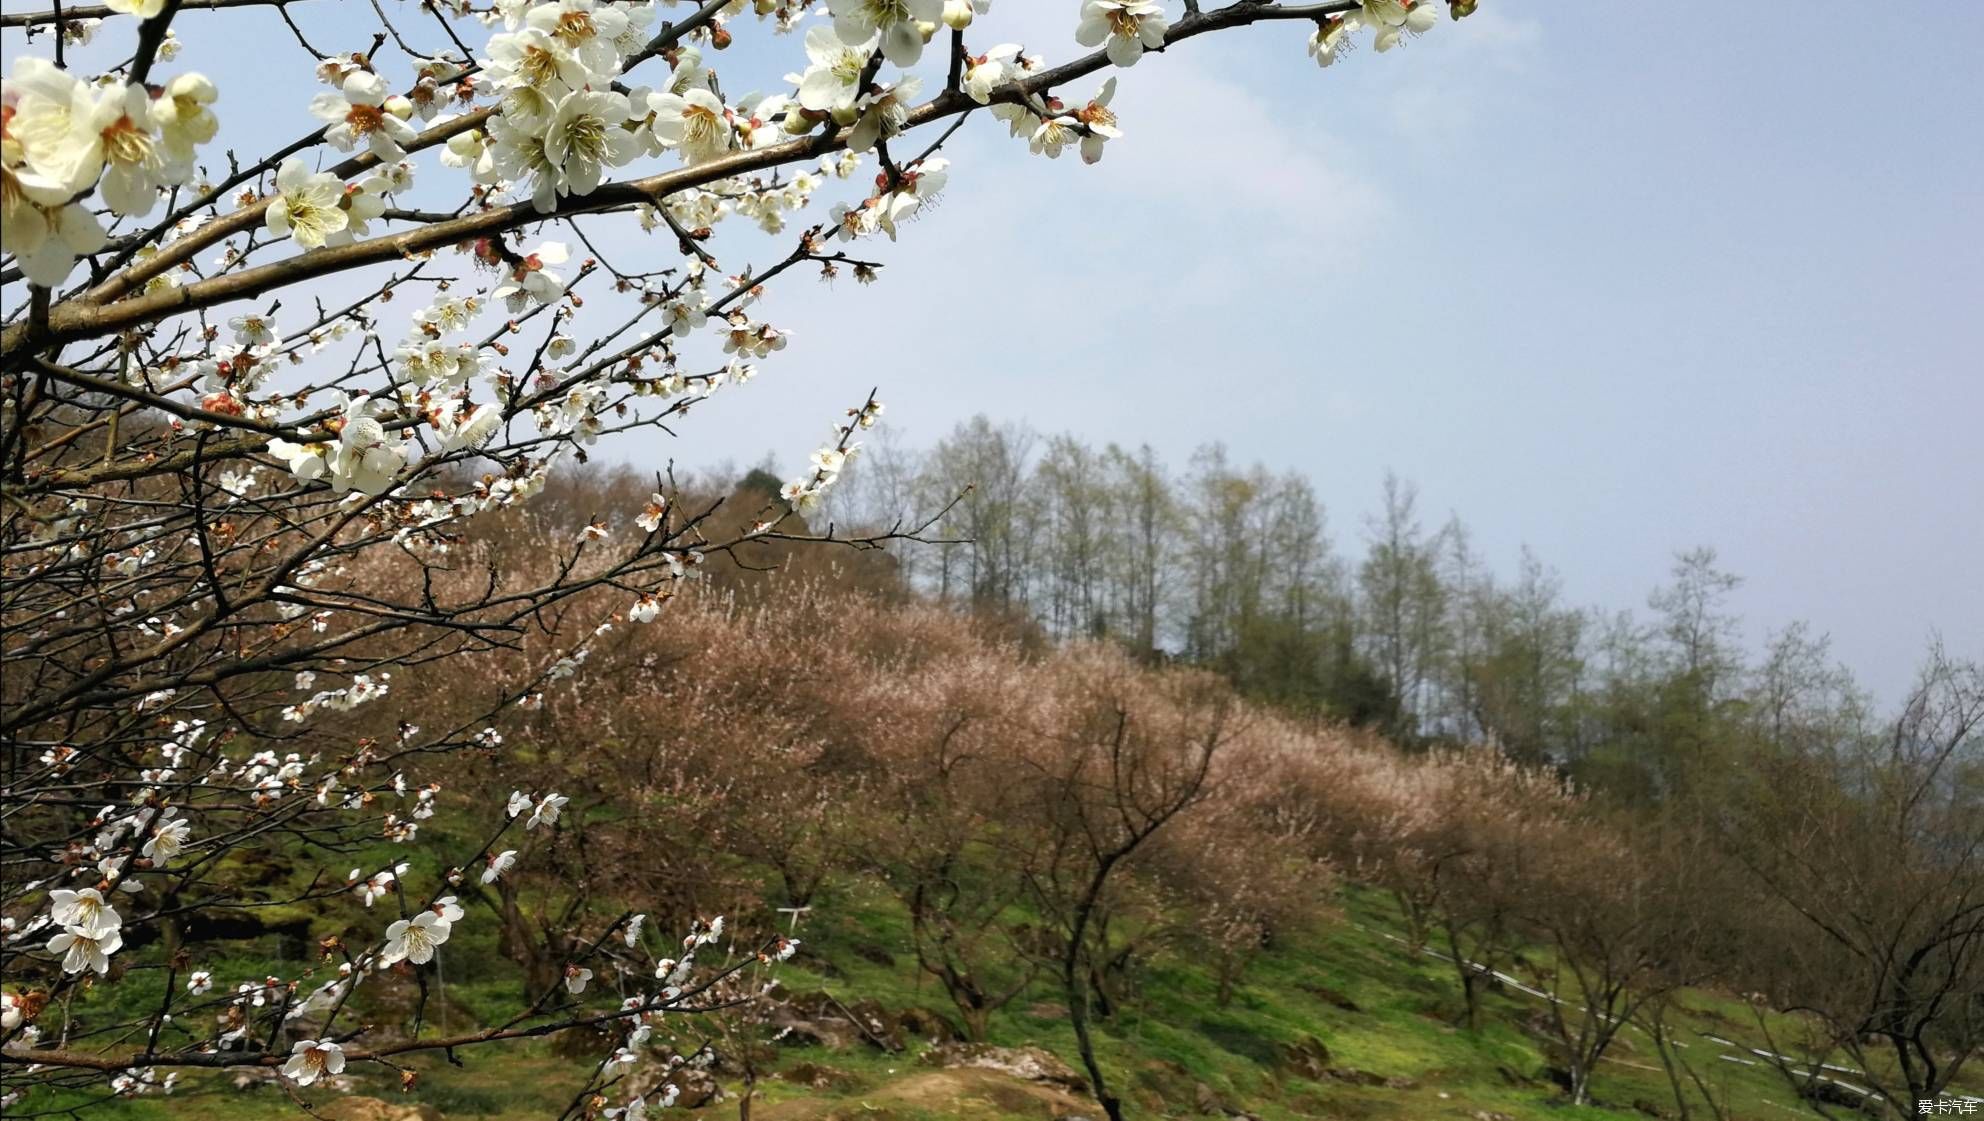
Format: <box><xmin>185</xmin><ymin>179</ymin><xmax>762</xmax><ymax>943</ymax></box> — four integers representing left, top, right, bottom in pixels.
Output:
<box><xmin>51</xmin><ymin>881</ymin><xmax>1851</xmax><ymax>1121</ymax></box>
<box><xmin>14</xmin><ymin>575</ymin><xmax>1953</xmax><ymax>1121</ymax></box>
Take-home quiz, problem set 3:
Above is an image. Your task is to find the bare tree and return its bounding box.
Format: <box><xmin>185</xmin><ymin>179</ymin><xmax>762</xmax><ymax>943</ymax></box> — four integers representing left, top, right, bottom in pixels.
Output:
<box><xmin>1731</xmin><ymin>643</ymin><xmax>1984</xmax><ymax>1116</ymax></box>
<box><xmin>1016</xmin><ymin>654</ymin><xmax>1228</xmax><ymax>1121</ymax></box>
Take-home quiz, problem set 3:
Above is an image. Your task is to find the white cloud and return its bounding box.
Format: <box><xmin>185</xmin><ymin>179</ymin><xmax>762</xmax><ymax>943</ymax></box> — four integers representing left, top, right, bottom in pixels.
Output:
<box><xmin>1093</xmin><ymin>57</ymin><xmax>1394</xmax><ymax>255</ymax></box>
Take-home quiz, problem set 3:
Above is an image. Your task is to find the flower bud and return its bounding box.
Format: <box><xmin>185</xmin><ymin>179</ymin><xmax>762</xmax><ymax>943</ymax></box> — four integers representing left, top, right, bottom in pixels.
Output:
<box><xmin>830</xmin><ymin>104</ymin><xmax>859</xmax><ymax>127</ymax></box>
<box><xmin>942</xmin><ymin>0</ymin><xmax>975</xmax><ymax>30</ymax></box>
<box><xmin>1449</xmin><ymin>0</ymin><xmax>1478</xmax><ymax>15</ymax></box>
<box><xmin>383</xmin><ymin>94</ymin><xmax>414</xmax><ymax>120</ymax></box>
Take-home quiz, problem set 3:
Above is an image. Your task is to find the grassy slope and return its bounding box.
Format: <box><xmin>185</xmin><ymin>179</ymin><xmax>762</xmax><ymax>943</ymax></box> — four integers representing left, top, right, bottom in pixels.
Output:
<box><xmin>40</xmin><ymin>876</ymin><xmax>1850</xmax><ymax>1121</ymax></box>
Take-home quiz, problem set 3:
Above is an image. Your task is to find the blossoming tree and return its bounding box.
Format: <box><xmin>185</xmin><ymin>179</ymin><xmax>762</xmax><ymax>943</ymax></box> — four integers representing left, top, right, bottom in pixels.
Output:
<box><xmin>0</xmin><ymin>0</ymin><xmax>1470</xmax><ymax>1114</ymax></box>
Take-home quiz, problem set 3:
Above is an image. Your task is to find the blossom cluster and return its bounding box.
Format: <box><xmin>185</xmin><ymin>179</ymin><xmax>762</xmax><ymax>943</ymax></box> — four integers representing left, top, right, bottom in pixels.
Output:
<box><xmin>2</xmin><ymin>58</ymin><xmax>216</xmax><ymax>285</ymax></box>
<box><xmin>780</xmin><ymin>396</ymin><xmax>885</xmax><ymax>513</ymax></box>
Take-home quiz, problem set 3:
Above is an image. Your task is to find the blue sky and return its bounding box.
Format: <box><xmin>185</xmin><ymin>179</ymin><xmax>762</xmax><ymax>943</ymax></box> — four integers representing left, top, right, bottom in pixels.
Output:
<box><xmin>6</xmin><ymin>3</ymin><xmax>1977</xmax><ymax>704</ymax></box>
<box><xmin>703</xmin><ymin>4</ymin><xmax>1983</xmax><ymax>706</ymax></box>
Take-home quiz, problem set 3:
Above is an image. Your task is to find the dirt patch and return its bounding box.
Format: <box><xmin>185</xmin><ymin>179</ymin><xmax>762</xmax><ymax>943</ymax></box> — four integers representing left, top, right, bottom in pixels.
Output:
<box><xmin>319</xmin><ymin>1098</ymin><xmax>443</xmax><ymax>1121</ymax></box>
<box><xmin>1300</xmin><ymin>982</ymin><xmax>1364</xmax><ymax>1013</ymax></box>
<box><xmin>919</xmin><ymin>1042</ymin><xmax>1090</xmax><ymax>1093</ymax></box>
<box><xmin>756</xmin><ymin>1068</ymin><xmax>1092</xmax><ymax>1120</ymax></box>
<box><xmin>778</xmin><ymin>1060</ymin><xmax>859</xmax><ymax>1091</ymax></box>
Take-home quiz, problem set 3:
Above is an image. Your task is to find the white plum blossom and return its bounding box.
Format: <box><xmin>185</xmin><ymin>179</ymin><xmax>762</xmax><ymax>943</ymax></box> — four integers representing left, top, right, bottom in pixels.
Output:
<box><xmin>876</xmin><ymin>158</ymin><xmax>948</xmax><ymax>240</ymax></box>
<box><xmin>91</xmin><ymin>84</ymin><xmax>172</xmax><ymax>215</ymax></box>
<box><xmin>492</xmin><ymin>241</ymin><xmax>571</xmax><ymax>311</ymax></box>
<box><xmin>48</xmin><ymin>925</ymin><xmax>123</xmax><ymax>975</ymax></box>
<box><xmin>188</xmin><ymin>970</ymin><xmax>214</xmax><ymax>995</ymax></box>
<box><xmin>780</xmin><ymin>478</ymin><xmax>819</xmax><ymax>510</ymax></box>
<box><xmin>661</xmin><ymin>290</ymin><xmax>709</xmax><ymax>337</ymax></box>
<box><xmin>1076</xmin><ymin>0</ymin><xmax>1170</xmax><ymax>68</ymax></box>
<box><xmin>281</xmin><ymin>1040</ymin><xmax>345</xmax><ymax>1086</ymax></box>
<box><xmin>228</xmin><ymin>313</ymin><xmax>279</xmax><ymax>348</ymax></box>
<box><xmin>3</xmin><ymin>187</ymin><xmax>108</xmax><ymax>287</ymax></box>
<box><xmin>153</xmin><ymin>72</ymin><xmax>219</xmax><ymax>174</ymax></box>
<box><xmin>375</xmin><ymin>158</ymin><xmax>416</xmax><ymax>194</ymax></box>
<box><xmin>441</xmin><ymin>127</ymin><xmax>500</xmax><ymax>183</ymax></box>
<box><xmin>486</xmin><ymin>109</ymin><xmax>561</xmax><ymax>210</ymax></box>
<box><xmin>483</xmin><ymin>849</ymin><xmax>519</xmax><ymax>884</ymax></box>
<box><xmin>482</xmin><ymin>28</ymin><xmax>587</xmax><ymax>130</ymax></box>
<box><xmin>405</xmin><ymin>56</ymin><xmax>464</xmax><ymax>121</ymax></box>
<box><xmin>49</xmin><ymin>888</ymin><xmax>121</xmax><ymax>936</ymax></box>
<box><xmin>792</xmin><ymin>25</ymin><xmax>878</xmax><ymax>115</ymax></box>
<box><xmin>646</xmin><ymin>87</ymin><xmax>733</xmax><ymax>165</ymax></box>
<box><xmin>1062</xmin><ymin>78</ymin><xmax>1121</xmax><ymax>165</ymax></box>
<box><xmin>308</xmin><ymin>393</ymin><xmax>411</xmax><ymax>496</ymax></box>
<box><xmin>265</xmin><ymin>392</ymin><xmax>408</xmax><ymax>494</ymax></box>
<box><xmin>265</xmin><ymin>433</ymin><xmax>330</xmax><ymax>485</ymax></box>
<box><xmin>354</xmin><ymin>867</ymin><xmax>398</xmax><ymax>906</ymax></box>
<box><xmin>438</xmin><ymin>402</ymin><xmax>505</xmax><ymax>451</ymax></box>
<box><xmin>526</xmin><ymin>792</ymin><xmax>569</xmax><ymax>830</ymax></box>
<box><xmin>849</xmin><ymin>76</ymin><xmax>920</xmax><ymax>154</ymax></box>
<box><xmin>961</xmin><ymin>44</ymin><xmax>1021</xmax><ymax>105</ymax></box>
<box><xmin>697</xmin><ymin>915</ymin><xmax>726</xmax><ymax>945</ymax></box>
<box><xmin>525</xmin><ymin>0</ymin><xmax>630</xmax><ymax>79</ymax></box>
<box><xmin>396</xmin><ymin>337</ymin><xmax>482</xmax><ymax>387</ymax></box>
<box><xmin>322</xmin><ymin>173</ymin><xmax>391</xmax><ymax>247</ymax></box>
<box><xmin>811</xmin><ymin>445</ymin><xmax>851</xmax><ymax>477</ymax></box>
<box><xmin>828</xmin><ymin>0</ymin><xmax>941</xmax><ymax>68</ymax></box>
<box><xmin>608</xmin><ymin>0</ymin><xmax>656</xmax><ymax>57</ymax></box>
<box><xmin>381</xmin><ymin>910</ymin><xmax>451</xmax><ymax>965</ymax></box>
<box><xmin>635</xmin><ymin>492</ymin><xmax>668</xmax><ymax>532</ymax></box>
<box><xmin>1362</xmin><ymin>0</ymin><xmax>1440</xmax><ymax>51</ymax></box>
<box><xmin>141</xmin><ymin>817</ymin><xmax>192</xmax><ymax>865</ymax></box>
<box><xmin>11</xmin><ymin>70</ymin><xmax>169</xmax><ymax>215</ymax></box>
<box><xmin>943</xmin><ymin>0</ymin><xmax>990</xmax><ymax>30</ymax></box>
<box><xmin>265</xmin><ymin>158</ymin><xmax>349</xmax><ymax>249</ymax></box>
<box><xmin>311</xmin><ymin>71</ymin><xmax>417</xmax><ymax>161</ymax></box>
<box><xmin>543</xmin><ymin>89</ymin><xmax>640</xmax><ymax>201</ymax></box>
<box><xmin>564</xmin><ymin>963</ymin><xmax>593</xmax><ymax>993</ymax></box>
<box><xmin>1308</xmin><ymin>14</ymin><xmax>1360</xmax><ymax>68</ymax></box>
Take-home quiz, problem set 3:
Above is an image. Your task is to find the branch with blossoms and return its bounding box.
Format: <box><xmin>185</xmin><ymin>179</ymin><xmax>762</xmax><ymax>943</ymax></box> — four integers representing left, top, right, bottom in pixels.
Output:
<box><xmin>1</xmin><ymin>0</ymin><xmax>1473</xmax><ymax>1111</ymax></box>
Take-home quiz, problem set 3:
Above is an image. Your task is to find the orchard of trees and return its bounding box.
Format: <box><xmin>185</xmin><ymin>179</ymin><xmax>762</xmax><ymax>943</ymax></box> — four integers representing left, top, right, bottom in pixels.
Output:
<box><xmin>824</xmin><ymin>419</ymin><xmax>1878</xmax><ymax>788</ymax></box>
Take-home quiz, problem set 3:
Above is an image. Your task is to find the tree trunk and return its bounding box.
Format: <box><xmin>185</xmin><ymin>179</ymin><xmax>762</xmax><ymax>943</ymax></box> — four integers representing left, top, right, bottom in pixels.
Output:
<box><xmin>961</xmin><ymin>1003</ymin><xmax>990</xmax><ymax>1044</ymax></box>
<box><xmin>1442</xmin><ymin>921</ymin><xmax>1479</xmax><ymax>1030</ymax></box>
<box><xmin>1065</xmin><ymin>862</ymin><xmax>1126</xmax><ymax>1121</ymax></box>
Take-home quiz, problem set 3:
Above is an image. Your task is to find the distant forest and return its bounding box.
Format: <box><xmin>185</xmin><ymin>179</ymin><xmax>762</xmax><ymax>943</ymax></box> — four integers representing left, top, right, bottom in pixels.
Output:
<box><xmin>781</xmin><ymin>415</ymin><xmax>1898</xmax><ymax>803</ymax></box>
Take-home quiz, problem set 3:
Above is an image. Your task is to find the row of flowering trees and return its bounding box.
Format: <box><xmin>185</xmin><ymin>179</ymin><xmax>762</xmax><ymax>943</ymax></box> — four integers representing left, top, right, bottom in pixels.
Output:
<box><xmin>1</xmin><ymin>0</ymin><xmax>1475</xmax><ymax>1114</ymax></box>
<box><xmin>297</xmin><ymin>518</ymin><xmax>1569</xmax><ymax>1117</ymax></box>
<box><xmin>280</xmin><ymin>503</ymin><xmax>1984</xmax><ymax>1119</ymax></box>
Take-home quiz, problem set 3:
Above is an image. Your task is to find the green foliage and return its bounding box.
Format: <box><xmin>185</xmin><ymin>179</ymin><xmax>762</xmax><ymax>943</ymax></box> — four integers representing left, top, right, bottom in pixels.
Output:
<box><xmin>60</xmin><ymin>873</ymin><xmax>1843</xmax><ymax>1121</ymax></box>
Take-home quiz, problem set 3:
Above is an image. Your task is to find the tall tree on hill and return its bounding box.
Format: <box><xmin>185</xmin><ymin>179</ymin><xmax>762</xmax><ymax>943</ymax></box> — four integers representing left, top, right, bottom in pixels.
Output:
<box><xmin>1359</xmin><ymin>472</ymin><xmax>1450</xmax><ymax>738</ymax></box>
<box><xmin>1104</xmin><ymin>443</ymin><xmax>1177</xmax><ymax>662</ymax></box>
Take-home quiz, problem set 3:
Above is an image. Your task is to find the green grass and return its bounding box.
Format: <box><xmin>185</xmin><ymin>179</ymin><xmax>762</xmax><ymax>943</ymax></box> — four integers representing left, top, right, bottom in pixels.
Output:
<box><xmin>16</xmin><ymin>877</ymin><xmax>1868</xmax><ymax>1121</ymax></box>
